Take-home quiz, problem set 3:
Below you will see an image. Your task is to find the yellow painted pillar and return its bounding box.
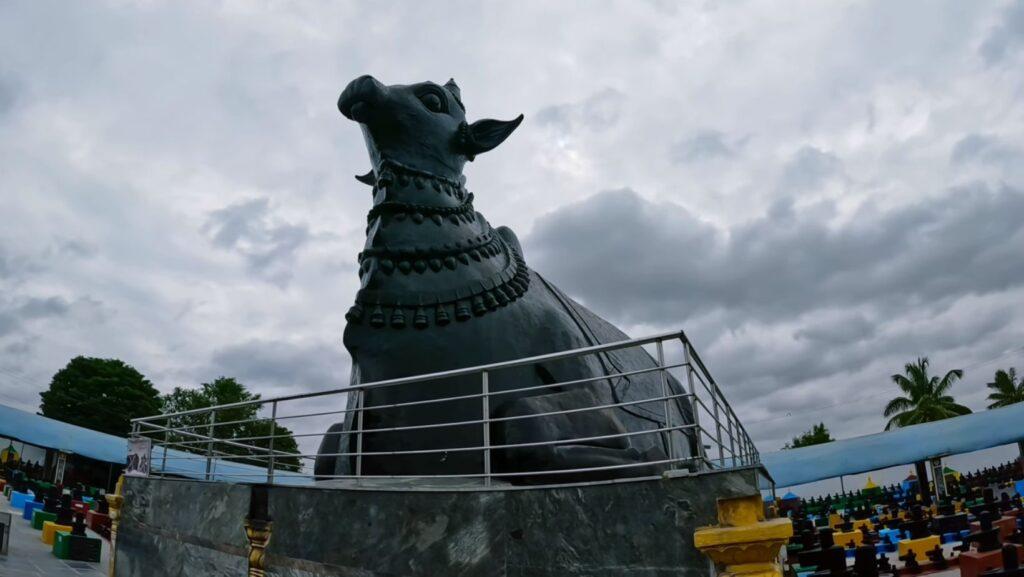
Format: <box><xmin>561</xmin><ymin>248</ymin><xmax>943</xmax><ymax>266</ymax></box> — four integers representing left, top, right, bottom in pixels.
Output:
<box><xmin>244</xmin><ymin>519</ymin><xmax>273</xmax><ymax>577</ymax></box>
<box><xmin>694</xmin><ymin>494</ymin><xmax>794</xmax><ymax>577</ymax></box>
<box><xmin>106</xmin><ymin>475</ymin><xmax>125</xmax><ymax>577</ymax></box>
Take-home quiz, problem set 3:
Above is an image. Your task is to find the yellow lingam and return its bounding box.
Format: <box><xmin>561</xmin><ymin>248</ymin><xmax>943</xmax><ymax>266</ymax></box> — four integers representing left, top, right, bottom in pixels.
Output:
<box><xmin>694</xmin><ymin>494</ymin><xmax>793</xmax><ymax>577</ymax></box>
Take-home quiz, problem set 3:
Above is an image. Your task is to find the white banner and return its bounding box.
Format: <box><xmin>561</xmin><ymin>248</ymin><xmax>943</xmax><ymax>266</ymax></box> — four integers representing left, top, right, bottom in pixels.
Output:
<box><xmin>125</xmin><ymin>437</ymin><xmax>153</xmax><ymax>477</ymax></box>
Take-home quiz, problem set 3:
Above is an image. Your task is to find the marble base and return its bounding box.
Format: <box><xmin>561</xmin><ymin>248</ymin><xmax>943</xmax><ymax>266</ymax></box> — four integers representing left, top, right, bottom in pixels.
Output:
<box><xmin>117</xmin><ymin>467</ymin><xmax>765</xmax><ymax>576</ymax></box>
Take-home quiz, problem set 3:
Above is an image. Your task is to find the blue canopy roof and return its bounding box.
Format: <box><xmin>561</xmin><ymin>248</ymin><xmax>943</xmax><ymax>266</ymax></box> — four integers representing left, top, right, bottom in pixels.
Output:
<box><xmin>0</xmin><ymin>403</ymin><xmax>127</xmax><ymax>464</ymax></box>
<box><xmin>760</xmin><ymin>401</ymin><xmax>1024</xmax><ymax>488</ymax></box>
<box><xmin>0</xmin><ymin>403</ymin><xmax>311</xmax><ymax>486</ymax></box>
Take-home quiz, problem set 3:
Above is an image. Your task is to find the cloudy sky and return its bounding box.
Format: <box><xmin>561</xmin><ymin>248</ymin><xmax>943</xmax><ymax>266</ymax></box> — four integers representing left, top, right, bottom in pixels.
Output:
<box><xmin>1</xmin><ymin>0</ymin><xmax>1023</xmax><ymax>453</ymax></box>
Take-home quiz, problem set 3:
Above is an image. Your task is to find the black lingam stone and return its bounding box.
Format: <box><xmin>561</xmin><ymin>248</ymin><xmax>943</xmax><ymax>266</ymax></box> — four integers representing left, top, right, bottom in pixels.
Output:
<box><xmin>1000</xmin><ymin>492</ymin><xmax>1014</xmax><ymax>512</ymax></box>
<box><xmin>877</xmin><ymin>552</ymin><xmax>894</xmax><ymax>574</ymax></box>
<box><xmin>925</xmin><ymin>545</ymin><xmax>948</xmax><ymax>570</ymax></box>
<box><xmin>931</xmin><ymin>509</ymin><xmax>969</xmax><ymax>535</ymax></box>
<box><xmin>899</xmin><ymin>549</ymin><xmax>921</xmax><ymax>574</ymax></box>
<box><xmin>988</xmin><ymin>543</ymin><xmax>1024</xmax><ymax>577</ymax></box>
<box><xmin>971</xmin><ymin>488</ymin><xmax>999</xmax><ymax>517</ymax></box>
<box><xmin>811</xmin><ymin>529</ymin><xmax>850</xmax><ymax>577</ymax></box>
<box><xmin>899</xmin><ymin>505</ymin><xmax>930</xmax><ymax>540</ymax></box>
<box><xmin>800</xmin><ymin>528</ymin><xmax>837</xmax><ymax>569</ymax></box>
<box><xmin>837</xmin><ymin>514</ymin><xmax>854</xmax><ymax>532</ymax></box>
<box><xmin>56</xmin><ymin>494</ymin><xmax>73</xmax><ymax>525</ymax></box>
<box><xmin>853</xmin><ymin>545</ymin><xmax>879</xmax><ymax>577</ymax></box>
<box><xmin>960</xmin><ymin>510</ymin><xmax>1001</xmax><ymax>553</ymax></box>
<box><xmin>859</xmin><ymin>524</ymin><xmax>877</xmax><ymax>544</ymax></box>
<box><xmin>43</xmin><ymin>486</ymin><xmax>59</xmax><ymax>514</ymax></box>
<box><xmin>315</xmin><ymin>76</ymin><xmax>695</xmax><ymax>480</ymax></box>
<box><xmin>71</xmin><ymin>512</ymin><xmax>87</xmax><ymax>537</ymax></box>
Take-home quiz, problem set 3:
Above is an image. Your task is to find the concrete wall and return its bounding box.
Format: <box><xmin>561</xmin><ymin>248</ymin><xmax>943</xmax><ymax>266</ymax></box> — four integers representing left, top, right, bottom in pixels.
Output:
<box><xmin>118</xmin><ymin>468</ymin><xmax>762</xmax><ymax>577</ymax></box>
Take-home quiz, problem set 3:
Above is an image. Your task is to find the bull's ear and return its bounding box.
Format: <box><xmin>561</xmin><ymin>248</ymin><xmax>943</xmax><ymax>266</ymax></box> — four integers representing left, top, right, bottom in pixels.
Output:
<box><xmin>354</xmin><ymin>170</ymin><xmax>376</xmax><ymax>186</ymax></box>
<box><xmin>460</xmin><ymin>114</ymin><xmax>524</xmax><ymax>161</ymax></box>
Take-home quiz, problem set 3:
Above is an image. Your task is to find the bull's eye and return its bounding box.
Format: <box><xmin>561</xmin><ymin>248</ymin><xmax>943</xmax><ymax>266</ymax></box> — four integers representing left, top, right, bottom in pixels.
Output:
<box><xmin>421</xmin><ymin>92</ymin><xmax>443</xmax><ymax>112</ymax></box>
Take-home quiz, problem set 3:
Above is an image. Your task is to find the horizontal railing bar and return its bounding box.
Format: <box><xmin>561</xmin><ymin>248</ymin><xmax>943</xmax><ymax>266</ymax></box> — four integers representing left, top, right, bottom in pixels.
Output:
<box><xmin>153</xmin><ymin>424</ymin><xmax>695</xmax><ymax>463</ymax></box>
<box><xmin>136</xmin><ymin>421</ymin><xmax>301</xmax><ymax>459</ymax></box>
<box><xmin>312</xmin><ymin>423</ymin><xmax>698</xmax><ymax>458</ymax></box>
<box><xmin>139</xmin><ymin>362</ymin><xmax>690</xmax><ymax>434</ymax></box>
<box><xmin>188</xmin><ymin>454</ymin><xmax>701</xmax><ymax>480</ymax></box>
<box><xmin>155</xmin><ymin>392</ymin><xmax>694</xmax><ymax>441</ymax></box>
<box><xmin>134</xmin><ymin>330</ymin><xmax>687</xmax><ymax>421</ymax></box>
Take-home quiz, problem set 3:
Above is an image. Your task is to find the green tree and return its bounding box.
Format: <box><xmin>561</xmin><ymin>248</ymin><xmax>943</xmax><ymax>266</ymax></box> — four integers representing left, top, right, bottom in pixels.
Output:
<box><xmin>883</xmin><ymin>357</ymin><xmax>971</xmax><ymax>430</ymax></box>
<box><xmin>986</xmin><ymin>368</ymin><xmax>1023</xmax><ymax>408</ymax></box>
<box><xmin>985</xmin><ymin>367</ymin><xmax>1024</xmax><ymax>458</ymax></box>
<box><xmin>40</xmin><ymin>356</ymin><xmax>162</xmax><ymax>437</ymax></box>
<box><xmin>783</xmin><ymin>422</ymin><xmax>834</xmax><ymax>449</ymax></box>
<box><xmin>161</xmin><ymin>377</ymin><xmax>302</xmax><ymax>472</ymax></box>
<box><xmin>883</xmin><ymin>357</ymin><xmax>971</xmax><ymax>504</ymax></box>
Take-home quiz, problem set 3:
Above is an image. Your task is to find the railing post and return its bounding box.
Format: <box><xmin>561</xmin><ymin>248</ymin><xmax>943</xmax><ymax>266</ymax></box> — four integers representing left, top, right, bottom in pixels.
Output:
<box><xmin>354</xmin><ymin>389</ymin><xmax>365</xmax><ymax>477</ymax></box>
<box><xmin>205</xmin><ymin>411</ymin><xmax>216</xmax><ymax>481</ymax></box>
<box><xmin>713</xmin><ymin>394</ymin><xmax>724</xmax><ymax>469</ymax></box>
<box><xmin>482</xmin><ymin>370</ymin><xmax>491</xmax><ymax>486</ymax></box>
<box><xmin>656</xmin><ymin>339</ymin><xmax>675</xmax><ymax>465</ymax></box>
<box><xmin>682</xmin><ymin>339</ymin><xmax>705</xmax><ymax>470</ymax></box>
<box><xmin>267</xmin><ymin>401</ymin><xmax>278</xmax><ymax>485</ymax></box>
<box><xmin>727</xmin><ymin>411</ymin><xmax>736</xmax><ymax>467</ymax></box>
<box><xmin>160</xmin><ymin>417</ymin><xmax>169</xmax><ymax>478</ymax></box>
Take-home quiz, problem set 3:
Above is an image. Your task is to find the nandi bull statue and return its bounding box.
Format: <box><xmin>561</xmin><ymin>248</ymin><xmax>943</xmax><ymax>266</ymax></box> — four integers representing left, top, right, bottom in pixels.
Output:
<box><xmin>315</xmin><ymin>75</ymin><xmax>695</xmax><ymax>482</ymax></box>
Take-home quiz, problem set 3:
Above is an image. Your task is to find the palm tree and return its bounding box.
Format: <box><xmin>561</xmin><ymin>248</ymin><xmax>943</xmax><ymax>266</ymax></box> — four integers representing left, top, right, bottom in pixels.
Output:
<box><xmin>986</xmin><ymin>368</ymin><xmax>1023</xmax><ymax>408</ymax></box>
<box><xmin>883</xmin><ymin>357</ymin><xmax>971</xmax><ymax>504</ymax></box>
<box><xmin>884</xmin><ymin>357</ymin><xmax>971</xmax><ymax>430</ymax></box>
<box><xmin>986</xmin><ymin>367</ymin><xmax>1024</xmax><ymax>458</ymax></box>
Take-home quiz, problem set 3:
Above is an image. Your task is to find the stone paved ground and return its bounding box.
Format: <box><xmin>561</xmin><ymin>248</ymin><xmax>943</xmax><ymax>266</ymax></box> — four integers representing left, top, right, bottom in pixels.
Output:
<box><xmin>0</xmin><ymin>502</ymin><xmax>107</xmax><ymax>577</ymax></box>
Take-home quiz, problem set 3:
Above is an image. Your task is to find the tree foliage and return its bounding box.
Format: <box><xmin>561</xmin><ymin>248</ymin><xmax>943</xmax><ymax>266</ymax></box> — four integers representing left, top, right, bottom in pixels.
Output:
<box><xmin>40</xmin><ymin>356</ymin><xmax>162</xmax><ymax>437</ymax></box>
<box><xmin>784</xmin><ymin>422</ymin><xmax>834</xmax><ymax>449</ymax></box>
<box><xmin>883</xmin><ymin>357</ymin><xmax>971</xmax><ymax>430</ymax></box>
<box><xmin>161</xmin><ymin>377</ymin><xmax>302</xmax><ymax>472</ymax></box>
<box><xmin>986</xmin><ymin>367</ymin><xmax>1024</xmax><ymax>409</ymax></box>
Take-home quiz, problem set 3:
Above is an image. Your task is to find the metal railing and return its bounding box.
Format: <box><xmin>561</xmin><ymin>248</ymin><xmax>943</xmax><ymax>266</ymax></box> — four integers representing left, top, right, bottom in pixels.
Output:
<box><xmin>130</xmin><ymin>330</ymin><xmax>760</xmax><ymax>488</ymax></box>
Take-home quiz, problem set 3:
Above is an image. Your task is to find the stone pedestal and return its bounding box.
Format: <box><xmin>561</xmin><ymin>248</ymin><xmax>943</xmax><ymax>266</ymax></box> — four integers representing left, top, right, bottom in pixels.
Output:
<box><xmin>971</xmin><ymin>516</ymin><xmax>1017</xmax><ymax>540</ymax></box>
<box><xmin>87</xmin><ymin>510</ymin><xmax>111</xmax><ymax>538</ymax></box>
<box><xmin>42</xmin><ymin>520</ymin><xmax>72</xmax><ymax>545</ymax></box>
<box><xmin>32</xmin><ymin>510</ymin><xmax>56</xmax><ymax>530</ymax></box>
<box><xmin>22</xmin><ymin>500</ymin><xmax>43</xmax><ymax>520</ymax></box>
<box><xmin>898</xmin><ymin>535</ymin><xmax>940</xmax><ymax>560</ymax></box>
<box><xmin>833</xmin><ymin>530</ymin><xmax>864</xmax><ymax>549</ymax></box>
<box><xmin>960</xmin><ymin>549</ymin><xmax>1004</xmax><ymax>577</ymax></box>
<box><xmin>851</xmin><ymin>519</ymin><xmax>873</xmax><ymax>532</ymax></box>
<box><xmin>116</xmin><ymin>466</ymin><xmax>766</xmax><ymax>576</ymax></box>
<box><xmin>693</xmin><ymin>494</ymin><xmax>793</xmax><ymax>577</ymax></box>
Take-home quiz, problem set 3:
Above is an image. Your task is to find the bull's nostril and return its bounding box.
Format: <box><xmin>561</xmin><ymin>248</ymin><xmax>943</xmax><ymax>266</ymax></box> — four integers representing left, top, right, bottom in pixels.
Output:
<box><xmin>339</xmin><ymin>75</ymin><xmax>387</xmax><ymax>120</ymax></box>
<box><xmin>349</xmin><ymin>101</ymin><xmax>370</xmax><ymax>123</ymax></box>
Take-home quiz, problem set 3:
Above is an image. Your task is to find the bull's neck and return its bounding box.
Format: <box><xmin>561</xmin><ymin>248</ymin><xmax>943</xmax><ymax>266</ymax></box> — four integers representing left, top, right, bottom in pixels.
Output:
<box><xmin>345</xmin><ymin>160</ymin><xmax>530</xmax><ymax>329</ymax></box>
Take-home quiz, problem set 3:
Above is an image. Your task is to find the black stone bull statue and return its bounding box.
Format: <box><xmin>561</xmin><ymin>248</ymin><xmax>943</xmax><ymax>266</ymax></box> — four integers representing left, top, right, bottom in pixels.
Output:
<box><xmin>314</xmin><ymin>75</ymin><xmax>695</xmax><ymax>482</ymax></box>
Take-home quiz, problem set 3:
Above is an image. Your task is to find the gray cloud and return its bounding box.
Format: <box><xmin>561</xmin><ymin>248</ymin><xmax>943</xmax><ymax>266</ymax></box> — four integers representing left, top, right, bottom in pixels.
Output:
<box><xmin>203</xmin><ymin>198</ymin><xmax>312</xmax><ymax>288</ymax></box>
<box><xmin>528</xmin><ymin>183</ymin><xmax>1024</xmax><ymax>326</ymax></box>
<box><xmin>793</xmin><ymin>312</ymin><xmax>876</xmax><ymax>346</ymax></box>
<box><xmin>779</xmin><ymin>146</ymin><xmax>843</xmax><ymax>191</ymax></box>
<box><xmin>0</xmin><ymin>74</ymin><xmax>15</xmax><ymax>116</ymax></box>
<box><xmin>951</xmin><ymin>133</ymin><xmax>1020</xmax><ymax>166</ymax></box>
<box><xmin>980</xmin><ymin>1</ymin><xmax>1024</xmax><ymax>64</ymax></box>
<box><xmin>535</xmin><ymin>88</ymin><xmax>625</xmax><ymax>132</ymax></box>
<box><xmin>207</xmin><ymin>339</ymin><xmax>348</xmax><ymax>395</ymax></box>
<box><xmin>670</xmin><ymin>130</ymin><xmax>737</xmax><ymax>164</ymax></box>
<box><xmin>0</xmin><ymin>296</ymin><xmax>73</xmax><ymax>337</ymax></box>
